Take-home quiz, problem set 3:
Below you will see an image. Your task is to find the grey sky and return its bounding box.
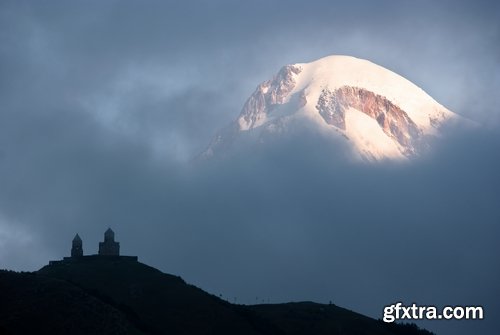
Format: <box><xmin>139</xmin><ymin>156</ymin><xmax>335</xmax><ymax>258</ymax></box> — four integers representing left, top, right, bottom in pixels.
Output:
<box><xmin>0</xmin><ymin>1</ymin><xmax>499</xmax><ymax>334</ymax></box>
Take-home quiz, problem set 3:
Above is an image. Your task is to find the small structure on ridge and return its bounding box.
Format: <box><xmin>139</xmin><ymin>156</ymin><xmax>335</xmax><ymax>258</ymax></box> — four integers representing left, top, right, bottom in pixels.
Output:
<box><xmin>98</xmin><ymin>228</ymin><xmax>120</xmax><ymax>256</ymax></box>
<box><xmin>71</xmin><ymin>234</ymin><xmax>83</xmax><ymax>257</ymax></box>
<box><xmin>48</xmin><ymin>228</ymin><xmax>137</xmax><ymax>265</ymax></box>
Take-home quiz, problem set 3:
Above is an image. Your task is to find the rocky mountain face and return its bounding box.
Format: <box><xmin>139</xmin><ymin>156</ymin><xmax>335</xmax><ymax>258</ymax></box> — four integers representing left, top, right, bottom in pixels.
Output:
<box><xmin>316</xmin><ymin>86</ymin><xmax>422</xmax><ymax>156</ymax></box>
<box><xmin>203</xmin><ymin>55</ymin><xmax>457</xmax><ymax>161</ymax></box>
<box><xmin>237</xmin><ymin>65</ymin><xmax>302</xmax><ymax>131</ymax></box>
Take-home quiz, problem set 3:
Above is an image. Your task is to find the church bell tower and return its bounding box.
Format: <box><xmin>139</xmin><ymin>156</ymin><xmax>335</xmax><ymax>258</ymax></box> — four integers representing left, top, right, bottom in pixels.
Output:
<box><xmin>71</xmin><ymin>233</ymin><xmax>83</xmax><ymax>257</ymax></box>
<box><xmin>98</xmin><ymin>228</ymin><xmax>120</xmax><ymax>256</ymax></box>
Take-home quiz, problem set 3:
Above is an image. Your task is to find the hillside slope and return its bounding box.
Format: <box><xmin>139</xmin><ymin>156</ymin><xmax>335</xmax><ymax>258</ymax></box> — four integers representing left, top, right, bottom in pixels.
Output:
<box><xmin>1</xmin><ymin>258</ymin><xmax>434</xmax><ymax>335</ymax></box>
<box><xmin>35</xmin><ymin>257</ymin><xmax>432</xmax><ymax>335</ymax></box>
<box><xmin>0</xmin><ymin>270</ymin><xmax>142</xmax><ymax>335</ymax></box>
<box><xmin>38</xmin><ymin>258</ymin><xmax>271</xmax><ymax>335</ymax></box>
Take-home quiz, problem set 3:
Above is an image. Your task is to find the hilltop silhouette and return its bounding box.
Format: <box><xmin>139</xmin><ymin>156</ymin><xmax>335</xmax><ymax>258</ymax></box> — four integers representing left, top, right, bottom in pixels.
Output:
<box><xmin>0</xmin><ymin>230</ymin><xmax>434</xmax><ymax>335</ymax></box>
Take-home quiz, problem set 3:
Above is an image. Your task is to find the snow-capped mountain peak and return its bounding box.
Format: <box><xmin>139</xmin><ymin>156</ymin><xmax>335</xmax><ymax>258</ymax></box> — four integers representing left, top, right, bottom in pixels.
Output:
<box><xmin>203</xmin><ymin>55</ymin><xmax>458</xmax><ymax>161</ymax></box>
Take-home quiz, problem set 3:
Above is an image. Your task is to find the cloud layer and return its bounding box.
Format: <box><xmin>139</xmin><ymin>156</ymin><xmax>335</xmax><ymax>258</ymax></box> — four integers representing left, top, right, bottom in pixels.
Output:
<box><xmin>0</xmin><ymin>1</ymin><xmax>499</xmax><ymax>334</ymax></box>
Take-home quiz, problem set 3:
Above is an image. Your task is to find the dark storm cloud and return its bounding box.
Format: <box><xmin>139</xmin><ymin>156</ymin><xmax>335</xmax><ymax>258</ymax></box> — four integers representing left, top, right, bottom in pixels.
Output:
<box><xmin>0</xmin><ymin>1</ymin><xmax>499</xmax><ymax>335</ymax></box>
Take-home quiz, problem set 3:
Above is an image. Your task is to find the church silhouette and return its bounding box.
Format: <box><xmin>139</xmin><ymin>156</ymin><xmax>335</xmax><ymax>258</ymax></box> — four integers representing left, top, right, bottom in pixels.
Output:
<box><xmin>49</xmin><ymin>228</ymin><xmax>137</xmax><ymax>265</ymax></box>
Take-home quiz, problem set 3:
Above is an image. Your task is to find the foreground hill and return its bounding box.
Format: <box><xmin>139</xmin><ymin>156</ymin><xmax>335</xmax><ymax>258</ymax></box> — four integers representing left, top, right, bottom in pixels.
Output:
<box><xmin>38</xmin><ymin>257</ymin><xmax>271</xmax><ymax>335</ymax></box>
<box><xmin>249</xmin><ymin>302</ymin><xmax>433</xmax><ymax>335</ymax></box>
<box><xmin>0</xmin><ymin>257</ymin><xmax>433</xmax><ymax>335</ymax></box>
<box><xmin>0</xmin><ymin>269</ymin><xmax>142</xmax><ymax>335</ymax></box>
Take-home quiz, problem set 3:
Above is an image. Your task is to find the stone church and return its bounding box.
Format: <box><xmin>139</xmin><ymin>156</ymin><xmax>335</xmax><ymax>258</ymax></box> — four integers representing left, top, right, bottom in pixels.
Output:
<box><xmin>50</xmin><ymin>228</ymin><xmax>137</xmax><ymax>265</ymax></box>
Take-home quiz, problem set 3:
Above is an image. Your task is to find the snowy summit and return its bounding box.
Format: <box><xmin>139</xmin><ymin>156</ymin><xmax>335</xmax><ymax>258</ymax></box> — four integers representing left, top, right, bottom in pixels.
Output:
<box><xmin>203</xmin><ymin>55</ymin><xmax>459</xmax><ymax>161</ymax></box>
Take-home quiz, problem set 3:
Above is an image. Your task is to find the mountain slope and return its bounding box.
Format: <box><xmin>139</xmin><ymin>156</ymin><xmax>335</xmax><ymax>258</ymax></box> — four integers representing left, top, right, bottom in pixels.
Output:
<box><xmin>203</xmin><ymin>55</ymin><xmax>458</xmax><ymax>161</ymax></box>
<box><xmin>38</xmin><ymin>258</ymin><xmax>270</xmax><ymax>335</ymax></box>
<box><xmin>0</xmin><ymin>270</ymin><xmax>142</xmax><ymax>335</ymax></box>
<box><xmin>250</xmin><ymin>302</ymin><xmax>434</xmax><ymax>335</ymax></box>
<box><xmin>1</xmin><ymin>258</ymin><xmax>434</xmax><ymax>334</ymax></box>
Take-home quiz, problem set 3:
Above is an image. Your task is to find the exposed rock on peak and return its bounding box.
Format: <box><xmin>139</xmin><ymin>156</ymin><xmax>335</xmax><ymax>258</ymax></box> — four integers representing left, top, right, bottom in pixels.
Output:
<box><xmin>238</xmin><ymin>65</ymin><xmax>302</xmax><ymax>131</ymax></box>
<box><xmin>316</xmin><ymin>86</ymin><xmax>422</xmax><ymax>156</ymax></box>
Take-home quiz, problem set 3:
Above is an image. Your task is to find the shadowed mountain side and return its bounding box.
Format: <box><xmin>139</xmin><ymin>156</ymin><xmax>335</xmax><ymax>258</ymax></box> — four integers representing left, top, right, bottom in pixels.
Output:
<box><xmin>0</xmin><ymin>270</ymin><xmax>142</xmax><ymax>335</ymax></box>
<box><xmin>249</xmin><ymin>302</ymin><xmax>434</xmax><ymax>335</ymax></box>
<box><xmin>33</xmin><ymin>258</ymin><xmax>433</xmax><ymax>335</ymax></box>
<box><xmin>38</xmin><ymin>258</ymin><xmax>271</xmax><ymax>335</ymax></box>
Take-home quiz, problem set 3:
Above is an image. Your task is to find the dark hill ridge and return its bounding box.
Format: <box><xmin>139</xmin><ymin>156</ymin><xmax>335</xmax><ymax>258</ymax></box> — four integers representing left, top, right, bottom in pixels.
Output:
<box><xmin>249</xmin><ymin>302</ymin><xmax>434</xmax><ymax>335</ymax></box>
<box><xmin>0</xmin><ymin>269</ymin><xmax>142</xmax><ymax>335</ymax></box>
<box><xmin>0</xmin><ymin>258</ymin><xmax>434</xmax><ymax>335</ymax></box>
<box><xmin>38</xmin><ymin>257</ymin><xmax>270</xmax><ymax>335</ymax></box>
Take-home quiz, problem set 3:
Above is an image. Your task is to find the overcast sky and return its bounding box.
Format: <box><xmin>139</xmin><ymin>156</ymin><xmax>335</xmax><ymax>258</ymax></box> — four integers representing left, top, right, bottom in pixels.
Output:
<box><xmin>0</xmin><ymin>1</ymin><xmax>499</xmax><ymax>334</ymax></box>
